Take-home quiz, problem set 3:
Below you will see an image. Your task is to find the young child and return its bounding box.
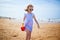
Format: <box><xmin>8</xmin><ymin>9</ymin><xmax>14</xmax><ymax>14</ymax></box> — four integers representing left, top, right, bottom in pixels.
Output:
<box><xmin>23</xmin><ymin>4</ymin><xmax>40</xmax><ymax>40</ymax></box>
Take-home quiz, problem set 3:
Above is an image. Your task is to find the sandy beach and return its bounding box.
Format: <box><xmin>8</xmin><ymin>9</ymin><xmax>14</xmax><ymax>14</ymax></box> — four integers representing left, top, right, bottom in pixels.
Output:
<box><xmin>0</xmin><ymin>18</ymin><xmax>60</xmax><ymax>40</ymax></box>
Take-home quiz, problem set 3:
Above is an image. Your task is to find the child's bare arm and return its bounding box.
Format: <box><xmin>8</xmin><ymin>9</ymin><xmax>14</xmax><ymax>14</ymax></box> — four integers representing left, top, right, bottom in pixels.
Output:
<box><xmin>23</xmin><ymin>15</ymin><xmax>26</xmax><ymax>21</ymax></box>
<box><xmin>33</xmin><ymin>15</ymin><xmax>40</xmax><ymax>28</ymax></box>
<box><xmin>22</xmin><ymin>15</ymin><xmax>26</xmax><ymax>24</ymax></box>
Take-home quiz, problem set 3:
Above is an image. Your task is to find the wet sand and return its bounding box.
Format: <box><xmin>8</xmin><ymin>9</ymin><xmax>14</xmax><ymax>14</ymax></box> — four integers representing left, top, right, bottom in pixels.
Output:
<box><xmin>0</xmin><ymin>18</ymin><xmax>60</xmax><ymax>40</ymax></box>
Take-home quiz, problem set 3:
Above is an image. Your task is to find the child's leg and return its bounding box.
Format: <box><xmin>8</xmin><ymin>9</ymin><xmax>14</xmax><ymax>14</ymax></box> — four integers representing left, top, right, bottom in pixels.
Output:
<box><xmin>26</xmin><ymin>29</ymin><xmax>31</xmax><ymax>40</ymax></box>
<box><xmin>26</xmin><ymin>29</ymin><xmax>30</xmax><ymax>40</ymax></box>
<box><xmin>28</xmin><ymin>31</ymin><xmax>31</xmax><ymax>40</ymax></box>
<box><xmin>26</xmin><ymin>32</ymin><xmax>28</xmax><ymax>40</ymax></box>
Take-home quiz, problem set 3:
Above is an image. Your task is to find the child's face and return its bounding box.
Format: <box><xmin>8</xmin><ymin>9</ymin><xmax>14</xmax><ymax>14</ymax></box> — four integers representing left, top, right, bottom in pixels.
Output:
<box><xmin>28</xmin><ymin>7</ymin><xmax>33</xmax><ymax>13</ymax></box>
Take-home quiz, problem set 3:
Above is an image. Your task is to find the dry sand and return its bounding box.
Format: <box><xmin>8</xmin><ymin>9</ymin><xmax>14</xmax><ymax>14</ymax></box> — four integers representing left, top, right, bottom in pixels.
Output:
<box><xmin>0</xmin><ymin>18</ymin><xmax>60</xmax><ymax>40</ymax></box>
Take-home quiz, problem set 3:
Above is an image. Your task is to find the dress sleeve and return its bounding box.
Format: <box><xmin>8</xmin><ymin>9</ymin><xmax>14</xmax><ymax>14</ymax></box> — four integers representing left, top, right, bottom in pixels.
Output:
<box><xmin>32</xmin><ymin>13</ymin><xmax>35</xmax><ymax>17</ymax></box>
<box><xmin>24</xmin><ymin>13</ymin><xmax>26</xmax><ymax>17</ymax></box>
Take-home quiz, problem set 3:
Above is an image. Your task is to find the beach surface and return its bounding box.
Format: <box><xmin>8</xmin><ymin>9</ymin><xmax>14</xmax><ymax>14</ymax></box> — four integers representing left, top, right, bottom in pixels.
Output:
<box><xmin>0</xmin><ymin>18</ymin><xmax>60</xmax><ymax>40</ymax></box>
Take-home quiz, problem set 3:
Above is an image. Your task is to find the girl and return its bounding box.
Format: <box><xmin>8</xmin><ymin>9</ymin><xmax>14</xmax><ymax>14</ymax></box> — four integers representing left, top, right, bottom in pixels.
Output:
<box><xmin>23</xmin><ymin>4</ymin><xmax>40</xmax><ymax>40</ymax></box>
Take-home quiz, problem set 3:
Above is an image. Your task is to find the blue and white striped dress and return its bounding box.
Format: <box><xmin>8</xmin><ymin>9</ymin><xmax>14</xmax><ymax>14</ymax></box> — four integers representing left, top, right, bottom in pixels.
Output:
<box><xmin>24</xmin><ymin>13</ymin><xmax>34</xmax><ymax>32</ymax></box>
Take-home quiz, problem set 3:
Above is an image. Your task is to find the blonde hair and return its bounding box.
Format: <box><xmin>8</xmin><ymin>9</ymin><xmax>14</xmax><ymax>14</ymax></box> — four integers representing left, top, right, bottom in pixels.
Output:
<box><xmin>25</xmin><ymin>4</ymin><xmax>33</xmax><ymax>11</ymax></box>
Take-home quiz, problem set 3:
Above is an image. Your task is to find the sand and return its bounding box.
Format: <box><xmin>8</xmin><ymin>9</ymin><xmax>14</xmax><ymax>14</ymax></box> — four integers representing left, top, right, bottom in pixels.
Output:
<box><xmin>0</xmin><ymin>18</ymin><xmax>60</xmax><ymax>40</ymax></box>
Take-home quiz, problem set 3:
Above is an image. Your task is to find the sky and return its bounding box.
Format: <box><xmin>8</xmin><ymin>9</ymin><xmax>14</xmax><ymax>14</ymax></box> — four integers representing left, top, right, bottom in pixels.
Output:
<box><xmin>0</xmin><ymin>0</ymin><xmax>60</xmax><ymax>21</ymax></box>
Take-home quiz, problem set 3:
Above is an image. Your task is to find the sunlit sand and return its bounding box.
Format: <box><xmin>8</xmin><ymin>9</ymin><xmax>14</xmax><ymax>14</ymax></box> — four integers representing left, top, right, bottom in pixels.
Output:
<box><xmin>0</xmin><ymin>18</ymin><xmax>60</xmax><ymax>40</ymax></box>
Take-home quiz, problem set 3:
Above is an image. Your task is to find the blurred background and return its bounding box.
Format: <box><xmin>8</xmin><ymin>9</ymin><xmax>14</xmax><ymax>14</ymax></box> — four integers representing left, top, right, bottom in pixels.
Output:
<box><xmin>0</xmin><ymin>0</ymin><xmax>60</xmax><ymax>40</ymax></box>
<box><xmin>0</xmin><ymin>0</ymin><xmax>60</xmax><ymax>22</ymax></box>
